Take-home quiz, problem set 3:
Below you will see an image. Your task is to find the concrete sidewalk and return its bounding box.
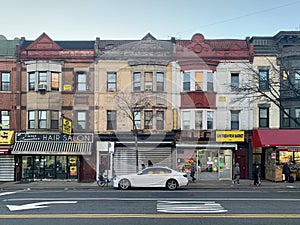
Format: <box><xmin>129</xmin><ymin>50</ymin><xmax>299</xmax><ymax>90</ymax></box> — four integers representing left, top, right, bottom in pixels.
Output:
<box><xmin>1</xmin><ymin>179</ymin><xmax>299</xmax><ymax>190</ymax></box>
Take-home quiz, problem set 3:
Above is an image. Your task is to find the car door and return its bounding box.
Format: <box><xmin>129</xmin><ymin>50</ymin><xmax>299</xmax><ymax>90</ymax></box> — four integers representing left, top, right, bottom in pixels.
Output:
<box><xmin>131</xmin><ymin>168</ymin><xmax>154</xmax><ymax>187</ymax></box>
<box><xmin>151</xmin><ymin>168</ymin><xmax>171</xmax><ymax>187</ymax></box>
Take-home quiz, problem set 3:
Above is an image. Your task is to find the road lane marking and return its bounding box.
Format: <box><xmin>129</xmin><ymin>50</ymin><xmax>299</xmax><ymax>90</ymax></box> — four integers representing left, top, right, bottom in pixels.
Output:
<box><xmin>157</xmin><ymin>201</ymin><xmax>227</xmax><ymax>213</ymax></box>
<box><xmin>0</xmin><ymin>214</ymin><xmax>300</xmax><ymax>219</ymax></box>
<box><xmin>6</xmin><ymin>201</ymin><xmax>77</xmax><ymax>211</ymax></box>
<box><xmin>0</xmin><ymin>192</ymin><xmax>16</xmax><ymax>196</ymax></box>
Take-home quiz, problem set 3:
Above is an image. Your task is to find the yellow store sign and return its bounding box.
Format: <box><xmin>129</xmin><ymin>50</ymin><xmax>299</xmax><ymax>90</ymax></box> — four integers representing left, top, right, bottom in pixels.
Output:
<box><xmin>216</xmin><ymin>131</ymin><xmax>244</xmax><ymax>142</ymax></box>
<box><xmin>62</xmin><ymin>117</ymin><xmax>72</xmax><ymax>135</ymax></box>
<box><xmin>0</xmin><ymin>131</ymin><xmax>14</xmax><ymax>145</ymax></box>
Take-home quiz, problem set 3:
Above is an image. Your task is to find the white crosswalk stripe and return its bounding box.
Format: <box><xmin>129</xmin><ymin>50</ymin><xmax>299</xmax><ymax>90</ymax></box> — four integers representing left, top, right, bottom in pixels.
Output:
<box><xmin>157</xmin><ymin>200</ymin><xmax>227</xmax><ymax>213</ymax></box>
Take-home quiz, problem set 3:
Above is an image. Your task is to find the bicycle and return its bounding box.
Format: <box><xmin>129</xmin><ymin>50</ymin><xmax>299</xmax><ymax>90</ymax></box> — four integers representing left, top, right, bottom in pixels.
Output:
<box><xmin>97</xmin><ymin>174</ymin><xmax>115</xmax><ymax>187</ymax></box>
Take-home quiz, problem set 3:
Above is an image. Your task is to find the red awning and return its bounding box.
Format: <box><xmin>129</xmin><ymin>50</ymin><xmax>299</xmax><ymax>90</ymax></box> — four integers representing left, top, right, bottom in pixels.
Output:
<box><xmin>0</xmin><ymin>148</ymin><xmax>10</xmax><ymax>154</ymax></box>
<box><xmin>252</xmin><ymin>129</ymin><xmax>300</xmax><ymax>148</ymax></box>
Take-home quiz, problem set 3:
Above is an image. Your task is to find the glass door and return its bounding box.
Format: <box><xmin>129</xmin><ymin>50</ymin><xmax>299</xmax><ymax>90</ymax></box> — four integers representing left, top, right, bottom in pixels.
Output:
<box><xmin>219</xmin><ymin>150</ymin><xmax>232</xmax><ymax>180</ymax></box>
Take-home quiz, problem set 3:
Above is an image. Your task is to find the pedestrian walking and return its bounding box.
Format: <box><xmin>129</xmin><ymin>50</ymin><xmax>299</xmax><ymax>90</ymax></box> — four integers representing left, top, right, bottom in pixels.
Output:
<box><xmin>282</xmin><ymin>162</ymin><xmax>290</xmax><ymax>183</ymax></box>
<box><xmin>190</xmin><ymin>161</ymin><xmax>197</xmax><ymax>182</ymax></box>
<box><xmin>253</xmin><ymin>164</ymin><xmax>260</xmax><ymax>186</ymax></box>
<box><xmin>232</xmin><ymin>163</ymin><xmax>240</xmax><ymax>185</ymax></box>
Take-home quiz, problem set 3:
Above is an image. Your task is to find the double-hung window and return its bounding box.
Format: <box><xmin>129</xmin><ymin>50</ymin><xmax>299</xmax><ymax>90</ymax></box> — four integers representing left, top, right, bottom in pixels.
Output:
<box><xmin>195</xmin><ymin>111</ymin><xmax>203</xmax><ymax>130</ymax></box>
<box><xmin>38</xmin><ymin>72</ymin><xmax>47</xmax><ymax>85</ymax></box>
<box><xmin>107</xmin><ymin>110</ymin><xmax>116</xmax><ymax>130</ymax></box>
<box><xmin>195</xmin><ymin>72</ymin><xmax>203</xmax><ymax>90</ymax></box>
<box><xmin>144</xmin><ymin>110</ymin><xmax>153</xmax><ymax>129</ymax></box>
<box><xmin>133</xmin><ymin>72</ymin><xmax>141</xmax><ymax>91</ymax></box>
<box><xmin>295</xmin><ymin>70</ymin><xmax>300</xmax><ymax>89</ymax></box>
<box><xmin>133</xmin><ymin>111</ymin><xmax>141</xmax><ymax>129</ymax></box>
<box><xmin>38</xmin><ymin>110</ymin><xmax>47</xmax><ymax>129</ymax></box>
<box><xmin>295</xmin><ymin>108</ymin><xmax>300</xmax><ymax>127</ymax></box>
<box><xmin>231</xmin><ymin>110</ymin><xmax>240</xmax><ymax>130</ymax></box>
<box><xmin>207</xmin><ymin>111</ymin><xmax>214</xmax><ymax>129</ymax></box>
<box><xmin>156</xmin><ymin>111</ymin><xmax>164</xmax><ymax>130</ymax></box>
<box><xmin>1</xmin><ymin>111</ymin><xmax>10</xmax><ymax>129</ymax></box>
<box><xmin>29</xmin><ymin>72</ymin><xmax>36</xmax><ymax>91</ymax></box>
<box><xmin>183</xmin><ymin>72</ymin><xmax>190</xmax><ymax>91</ymax></box>
<box><xmin>156</xmin><ymin>72</ymin><xmax>164</xmax><ymax>92</ymax></box>
<box><xmin>1</xmin><ymin>72</ymin><xmax>10</xmax><ymax>91</ymax></box>
<box><xmin>77</xmin><ymin>111</ymin><xmax>86</xmax><ymax>130</ymax></box>
<box><xmin>28</xmin><ymin>111</ymin><xmax>35</xmax><ymax>129</ymax></box>
<box><xmin>283</xmin><ymin>108</ymin><xmax>290</xmax><ymax>127</ymax></box>
<box><xmin>51</xmin><ymin>111</ymin><xmax>59</xmax><ymax>129</ymax></box>
<box><xmin>231</xmin><ymin>73</ymin><xmax>239</xmax><ymax>91</ymax></box>
<box><xmin>182</xmin><ymin>111</ymin><xmax>190</xmax><ymax>130</ymax></box>
<box><xmin>259</xmin><ymin>107</ymin><xmax>269</xmax><ymax>128</ymax></box>
<box><xmin>144</xmin><ymin>72</ymin><xmax>153</xmax><ymax>91</ymax></box>
<box><xmin>51</xmin><ymin>72</ymin><xmax>59</xmax><ymax>91</ymax></box>
<box><xmin>107</xmin><ymin>72</ymin><xmax>117</xmax><ymax>92</ymax></box>
<box><xmin>207</xmin><ymin>72</ymin><xmax>214</xmax><ymax>91</ymax></box>
<box><xmin>77</xmin><ymin>73</ymin><xmax>87</xmax><ymax>91</ymax></box>
<box><xmin>259</xmin><ymin>70</ymin><xmax>269</xmax><ymax>91</ymax></box>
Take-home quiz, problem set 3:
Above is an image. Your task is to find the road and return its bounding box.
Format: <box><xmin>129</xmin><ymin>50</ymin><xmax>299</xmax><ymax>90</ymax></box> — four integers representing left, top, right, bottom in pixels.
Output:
<box><xmin>0</xmin><ymin>187</ymin><xmax>300</xmax><ymax>225</ymax></box>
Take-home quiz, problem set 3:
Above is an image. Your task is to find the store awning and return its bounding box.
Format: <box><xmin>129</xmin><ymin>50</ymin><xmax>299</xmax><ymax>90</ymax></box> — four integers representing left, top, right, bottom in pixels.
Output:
<box><xmin>12</xmin><ymin>141</ymin><xmax>92</xmax><ymax>155</ymax></box>
<box><xmin>252</xmin><ymin>129</ymin><xmax>300</xmax><ymax>148</ymax></box>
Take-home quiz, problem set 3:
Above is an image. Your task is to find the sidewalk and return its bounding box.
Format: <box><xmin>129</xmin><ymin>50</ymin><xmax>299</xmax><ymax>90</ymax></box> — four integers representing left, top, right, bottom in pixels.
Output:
<box><xmin>1</xmin><ymin>179</ymin><xmax>300</xmax><ymax>190</ymax></box>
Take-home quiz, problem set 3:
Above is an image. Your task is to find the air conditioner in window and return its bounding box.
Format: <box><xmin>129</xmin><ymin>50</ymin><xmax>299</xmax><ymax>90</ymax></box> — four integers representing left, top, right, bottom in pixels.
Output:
<box><xmin>145</xmin><ymin>85</ymin><xmax>152</xmax><ymax>91</ymax></box>
<box><xmin>38</xmin><ymin>84</ymin><xmax>47</xmax><ymax>90</ymax></box>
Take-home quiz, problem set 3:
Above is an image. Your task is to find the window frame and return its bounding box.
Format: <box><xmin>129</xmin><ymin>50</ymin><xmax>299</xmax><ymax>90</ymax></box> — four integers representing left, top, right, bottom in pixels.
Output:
<box><xmin>207</xmin><ymin>72</ymin><xmax>214</xmax><ymax>91</ymax></box>
<box><xmin>0</xmin><ymin>110</ymin><xmax>10</xmax><ymax>129</ymax></box>
<box><xmin>28</xmin><ymin>111</ymin><xmax>35</xmax><ymax>129</ymax></box>
<box><xmin>183</xmin><ymin>72</ymin><xmax>190</xmax><ymax>91</ymax></box>
<box><xmin>144</xmin><ymin>72</ymin><xmax>153</xmax><ymax>92</ymax></box>
<box><xmin>182</xmin><ymin>111</ymin><xmax>190</xmax><ymax>130</ymax></box>
<box><xmin>259</xmin><ymin>70</ymin><xmax>269</xmax><ymax>91</ymax></box>
<box><xmin>282</xmin><ymin>108</ymin><xmax>290</xmax><ymax>128</ymax></box>
<box><xmin>107</xmin><ymin>72</ymin><xmax>117</xmax><ymax>92</ymax></box>
<box><xmin>144</xmin><ymin>110</ymin><xmax>153</xmax><ymax>129</ymax></box>
<box><xmin>38</xmin><ymin>110</ymin><xmax>47</xmax><ymax>129</ymax></box>
<box><xmin>77</xmin><ymin>111</ymin><xmax>87</xmax><ymax>130</ymax></box>
<box><xmin>77</xmin><ymin>73</ymin><xmax>87</xmax><ymax>92</ymax></box>
<box><xmin>195</xmin><ymin>111</ymin><xmax>203</xmax><ymax>130</ymax></box>
<box><xmin>230</xmin><ymin>73</ymin><xmax>239</xmax><ymax>91</ymax></box>
<box><xmin>1</xmin><ymin>72</ymin><xmax>10</xmax><ymax>91</ymax></box>
<box><xmin>51</xmin><ymin>72</ymin><xmax>59</xmax><ymax>91</ymax></box>
<box><xmin>259</xmin><ymin>107</ymin><xmax>269</xmax><ymax>128</ymax></box>
<box><xmin>231</xmin><ymin>110</ymin><xmax>240</xmax><ymax>130</ymax></box>
<box><xmin>107</xmin><ymin>110</ymin><xmax>117</xmax><ymax>130</ymax></box>
<box><xmin>156</xmin><ymin>110</ymin><xmax>164</xmax><ymax>130</ymax></box>
<box><xmin>207</xmin><ymin>111</ymin><xmax>214</xmax><ymax>129</ymax></box>
<box><xmin>133</xmin><ymin>72</ymin><xmax>141</xmax><ymax>92</ymax></box>
<box><xmin>156</xmin><ymin>72</ymin><xmax>164</xmax><ymax>92</ymax></box>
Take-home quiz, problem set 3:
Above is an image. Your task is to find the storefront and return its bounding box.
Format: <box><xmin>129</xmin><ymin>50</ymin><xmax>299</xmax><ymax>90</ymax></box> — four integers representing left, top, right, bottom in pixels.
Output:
<box><xmin>252</xmin><ymin>129</ymin><xmax>300</xmax><ymax>182</ymax></box>
<box><xmin>0</xmin><ymin>131</ymin><xmax>15</xmax><ymax>181</ymax></box>
<box><xmin>12</xmin><ymin>133</ymin><xmax>93</xmax><ymax>181</ymax></box>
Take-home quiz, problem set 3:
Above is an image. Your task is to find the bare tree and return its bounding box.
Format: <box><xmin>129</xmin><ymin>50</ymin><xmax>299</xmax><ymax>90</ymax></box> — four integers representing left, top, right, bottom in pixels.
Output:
<box><xmin>231</xmin><ymin>58</ymin><xmax>300</xmax><ymax>126</ymax></box>
<box><xmin>116</xmin><ymin>92</ymin><xmax>153</xmax><ymax>172</ymax></box>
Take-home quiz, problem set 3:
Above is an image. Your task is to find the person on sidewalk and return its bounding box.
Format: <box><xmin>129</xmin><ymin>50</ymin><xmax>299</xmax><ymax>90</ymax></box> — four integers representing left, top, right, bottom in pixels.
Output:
<box><xmin>253</xmin><ymin>164</ymin><xmax>260</xmax><ymax>186</ymax></box>
<box><xmin>232</xmin><ymin>163</ymin><xmax>240</xmax><ymax>185</ymax></box>
<box><xmin>190</xmin><ymin>161</ymin><xmax>197</xmax><ymax>182</ymax></box>
<box><xmin>282</xmin><ymin>162</ymin><xmax>290</xmax><ymax>183</ymax></box>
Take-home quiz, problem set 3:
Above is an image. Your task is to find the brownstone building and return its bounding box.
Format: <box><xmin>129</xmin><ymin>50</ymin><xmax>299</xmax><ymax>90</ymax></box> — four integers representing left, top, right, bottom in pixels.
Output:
<box><xmin>12</xmin><ymin>33</ymin><xmax>96</xmax><ymax>181</ymax></box>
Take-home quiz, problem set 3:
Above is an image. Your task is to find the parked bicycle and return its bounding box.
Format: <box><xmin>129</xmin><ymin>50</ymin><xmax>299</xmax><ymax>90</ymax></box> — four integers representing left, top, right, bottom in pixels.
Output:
<box><xmin>97</xmin><ymin>174</ymin><xmax>115</xmax><ymax>187</ymax></box>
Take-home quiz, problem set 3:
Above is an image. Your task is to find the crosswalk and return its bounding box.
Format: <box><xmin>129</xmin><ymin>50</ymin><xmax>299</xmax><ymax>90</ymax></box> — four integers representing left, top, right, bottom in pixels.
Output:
<box><xmin>157</xmin><ymin>200</ymin><xmax>227</xmax><ymax>213</ymax></box>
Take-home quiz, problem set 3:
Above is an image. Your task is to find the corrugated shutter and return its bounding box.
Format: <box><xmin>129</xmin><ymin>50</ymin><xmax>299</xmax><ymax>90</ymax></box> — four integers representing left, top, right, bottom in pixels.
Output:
<box><xmin>114</xmin><ymin>147</ymin><xmax>172</xmax><ymax>175</ymax></box>
<box><xmin>0</xmin><ymin>155</ymin><xmax>14</xmax><ymax>181</ymax></box>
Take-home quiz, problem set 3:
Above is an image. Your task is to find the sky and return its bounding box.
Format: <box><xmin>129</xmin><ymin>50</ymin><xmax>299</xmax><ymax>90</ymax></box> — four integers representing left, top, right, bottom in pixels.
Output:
<box><xmin>1</xmin><ymin>0</ymin><xmax>300</xmax><ymax>41</ymax></box>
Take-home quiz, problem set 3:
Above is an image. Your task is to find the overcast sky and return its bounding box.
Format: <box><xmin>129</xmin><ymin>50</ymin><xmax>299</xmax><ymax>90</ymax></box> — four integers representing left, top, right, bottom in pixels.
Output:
<box><xmin>1</xmin><ymin>0</ymin><xmax>300</xmax><ymax>41</ymax></box>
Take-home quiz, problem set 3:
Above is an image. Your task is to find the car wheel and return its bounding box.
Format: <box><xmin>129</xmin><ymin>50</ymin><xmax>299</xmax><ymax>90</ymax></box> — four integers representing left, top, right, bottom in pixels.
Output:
<box><xmin>166</xmin><ymin>179</ymin><xmax>178</xmax><ymax>190</ymax></box>
<box><xmin>119</xmin><ymin>179</ymin><xmax>131</xmax><ymax>190</ymax></box>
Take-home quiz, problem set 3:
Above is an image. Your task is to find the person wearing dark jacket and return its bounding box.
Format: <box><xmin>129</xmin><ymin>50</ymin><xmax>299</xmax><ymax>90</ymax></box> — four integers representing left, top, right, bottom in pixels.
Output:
<box><xmin>282</xmin><ymin>162</ymin><xmax>290</xmax><ymax>183</ymax></box>
<box><xmin>253</xmin><ymin>164</ymin><xmax>260</xmax><ymax>186</ymax></box>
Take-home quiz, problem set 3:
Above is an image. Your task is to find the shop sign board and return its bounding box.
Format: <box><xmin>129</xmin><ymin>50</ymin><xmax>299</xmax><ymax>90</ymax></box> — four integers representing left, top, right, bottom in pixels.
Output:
<box><xmin>16</xmin><ymin>133</ymin><xmax>93</xmax><ymax>143</ymax></box>
<box><xmin>216</xmin><ymin>131</ymin><xmax>244</xmax><ymax>142</ymax></box>
<box><xmin>62</xmin><ymin>117</ymin><xmax>72</xmax><ymax>135</ymax></box>
<box><xmin>0</xmin><ymin>131</ymin><xmax>14</xmax><ymax>145</ymax></box>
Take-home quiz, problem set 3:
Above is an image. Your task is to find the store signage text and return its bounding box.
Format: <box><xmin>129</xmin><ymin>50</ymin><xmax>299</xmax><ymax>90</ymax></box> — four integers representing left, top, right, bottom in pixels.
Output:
<box><xmin>16</xmin><ymin>133</ymin><xmax>93</xmax><ymax>143</ymax></box>
<box><xmin>216</xmin><ymin>131</ymin><xmax>244</xmax><ymax>142</ymax></box>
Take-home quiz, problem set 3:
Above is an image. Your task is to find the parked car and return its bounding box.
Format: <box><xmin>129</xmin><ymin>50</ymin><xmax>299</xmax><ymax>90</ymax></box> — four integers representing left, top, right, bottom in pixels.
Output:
<box><xmin>113</xmin><ymin>167</ymin><xmax>188</xmax><ymax>190</ymax></box>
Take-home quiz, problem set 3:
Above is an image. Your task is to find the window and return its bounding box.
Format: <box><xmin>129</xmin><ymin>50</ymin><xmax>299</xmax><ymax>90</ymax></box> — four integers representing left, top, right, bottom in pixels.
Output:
<box><xmin>156</xmin><ymin>111</ymin><xmax>164</xmax><ymax>130</ymax></box>
<box><xmin>51</xmin><ymin>111</ymin><xmax>59</xmax><ymax>129</ymax></box>
<box><xmin>207</xmin><ymin>72</ymin><xmax>214</xmax><ymax>91</ymax></box>
<box><xmin>183</xmin><ymin>72</ymin><xmax>190</xmax><ymax>91</ymax></box>
<box><xmin>134</xmin><ymin>111</ymin><xmax>141</xmax><ymax>129</ymax></box>
<box><xmin>51</xmin><ymin>72</ymin><xmax>59</xmax><ymax>91</ymax></box>
<box><xmin>144</xmin><ymin>72</ymin><xmax>153</xmax><ymax>91</ymax></box>
<box><xmin>295</xmin><ymin>108</ymin><xmax>300</xmax><ymax>127</ymax></box>
<box><xmin>182</xmin><ymin>111</ymin><xmax>190</xmax><ymax>130</ymax></box>
<box><xmin>156</xmin><ymin>72</ymin><xmax>164</xmax><ymax>92</ymax></box>
<box><xmin>195</xmin><ymin>111</ymin><xmax>203</xmax><ymax>130</ymax></box>
<box><xmin>29</xmin><ymin>72</ymin><xmax>36</xmax><ymax>91</ymax></box>
<box><xmin>38</xmin><ymin>110</ymin><xmax>47</xmax><ymax>129</ymax></box>
<box><xmin>207</xmin><ymin>111</ymin><xmax>214</xmax><ymax>129</ymax></box>
<box><xmin>283</xmin><ymin>108</ymin><xmax>290</xmax><ymax>127</ymax></box>
<box><xmin>231</xmin><ymin>73</ymin><xmax>239</xmax><ymax>91</ymax></box>
<box><xmin>38</xmin><ymin>72</ymin><xmax>47</xmax><ymax>85</ymax></box>
<box><xmin>144</xmin><ymin>110</ymin><xmax>153</xmax><ymax>129</ymax></box>
<box><xmin>259</xmin><ymin>107</ymin><xmax>269</xmax><ymax>128</ymax></box>
<box><xmin>133</xmin><ymin>72</ymin><xmax>141</xmax><ymax>91</ymax></box>
<box><xmin>28</xmin><ymin>111</ymin><xmax>35</xmax><ymax>129</ymax></box>
<box><xmin>107</xmin><ymin>110</ymin><xmax>116</xmax><ymax>130</ymax></box>
<box><xmin>107</xmin><ymin>72</ymin><xmax>117</xmax><ymax>92</ymax></box>
<box><xmin>77</xmin><ymin>73</ymin><xmax>87</xmax><ymax>91</ymax></box>
<box><xmin>77</xmin><ymin>111</ymin><xmax>86</xmax><ymax>130</ymax></box>
<box><xmin>295</xmin><ymin>70</ymin><xmax>300</xmax><ymax>89</ymax></box>
<box><xmin>259</xmin><ymin>70</ymin><xmax>269</xmax><ymax>91</ymax></box>
<box><xmin>231</xmin><ymin>110</ymin><xmax>240</xmax><ymax>130</ymax></box>
<box><xmin>195</xmin><ymin>72</ymin><xmax>203</xmax><ymax>90</ymax></box>
<box><xmin>0</xmin><ymin>111</ymin><xmax>10</xmax><ymax>129</ymax></box>
<box><xmin>1</xmin><ymin>72</ymin><xmax>10</xmax><ymax>91</ymax></box>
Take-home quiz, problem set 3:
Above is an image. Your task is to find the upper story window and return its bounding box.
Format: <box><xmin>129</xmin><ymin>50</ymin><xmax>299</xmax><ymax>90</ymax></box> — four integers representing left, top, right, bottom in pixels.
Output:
<box><xmin>195</xmin><ymin>111</ymin><xmax>203</xmax><ymax>130</ymax></box>
<box><xmin>107</xmin><ymin>72</ymin><xmax>117</xmax><ymax>92</ymax></box>
<box><xmin>207</xmin><ymin>111</ymin><xmax>214</xmax><ymax>129</ymax></box>
<box><xmin>107</xmin><ymin>110</ymin><xmax>117</xmax><ymax>130</ymax></box>
<box><xmin>259</xmin><ymin>107</ymin><xmax>269</xmax><ymax>128</ymax></box>
<box><xmin>77</xmin><ymin>73</ymin><xmax>87</xmax><ymax>91</ymax></box>
<box><xmin>28</xmin><ymin>71</ymin><xmax>60</xmax><ymax>92</ymax></box>
<box><xmin>1</xmin><ymin>72</ymin><xmax>10</xmax><ymax>91</ymax></box>
<box><xmin>38</xmin><ymin>72</ymin><xmax>47</xmax><ymax>85</ymax></box>
<box><xmin>51</xmin><ymin>111</ymin><xmax>59</xmax><ymax>129</ymax></box>
<box><xmin>183</xmin><ymin>72</ymin><xmax>191</xmax><ymax>91</ymax></box>
<box><xmin>283</xmin><ymin>108</ymin><xmax>290</xmax><ymax>128</ymax></box>
<box><xmin>38</xmin><ymin>110</ymin><xmax>47</xmax><ymax>129</ymax></box>
<box><xmin>231</xmin><ymin>110</ymin><xmax>240</xmax><ymax>130</ymax></box>
<box><xmin>51</xmin><ymin>72</ymin><xmax>59</xmax><ymax>91</ymax></box>
<box><xmin>295</xmin><ymin>70</ymin><xmax>300</xmax><ymax>89</ymax></box>
<box><xmin>144</xmin><ymin>110</ymin><xmax>153</xmax><ymax>129</ymax></box>
<box><xmin>156</xmin><ymin>111</ymin><xmax>164</xmax><ymax>130</ymax></box>
<box><xmin>156</xmin><ymin>72</ymin><xmax>164</xmax><ymax>92</ymax></box>
<box><xmin>133</xmin><ymin>111</ymin><xmax>141</xmax><ymax>129</ymax></box>
<box><xmin>29</xmin><ymin>72</ymin><xmax>36</xmax><ymax>91</ymax></box>
<box><xmin>231</xmin><ymin>73</ymin><xmax>239</xmax><ymax>91</ymax></box>
<box><xmin>195</xmin><ymin>72</ymin><xmax>203</xmax><ymax>91</ymax></box>
<box><xmin>182</xmin><ymin>111</ymin><xmax>190</xmax><ymax>130</ymax></box>
<box><xmin>0</xmin><ymin>110</ymin><xmax>10</xmax><ymax>129</ymax></box>
<box><xmin>259</xmin><ymin>70</ymin><xmax>269</xmax><ymax>91</ymax></box>
<box><xmin>133</xmin><ymin>72</ymin><xmax>141</xmax><ymax>91</ymax></box>
<box><xmin>207</xmin><ymin>72</ymin><xmax>214</xmax><ymax>91</ymax></box>
<box><xmin>144</xmin><ymin>72</ymin><xmax>153</xmax><ymax>92</ymax></box>
<box><xmin>28</xmin><ymin>111</ymin><xmax>35</xmax><ymax>129</ymax></box>
<box><xmin>27</xmin><ymin>110</ymin><xmax>58</xmax><ymax>130</ymax></box>
<box><xmin>77</xmin><ymin>111</ymin><xmax>87</xmax><ymax>130</ymax></box>
<box><xmin>295</xmin><ymin>108</ymin><xmax>300</xmax><ymax>127</ymax></box>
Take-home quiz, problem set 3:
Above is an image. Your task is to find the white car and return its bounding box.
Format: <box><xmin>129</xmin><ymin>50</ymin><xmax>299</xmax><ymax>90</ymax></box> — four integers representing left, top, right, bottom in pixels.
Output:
<box><xmin>113</xmin><ymin>167</ymin><xmax>188</xmax><ymax>190</ymax></box>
